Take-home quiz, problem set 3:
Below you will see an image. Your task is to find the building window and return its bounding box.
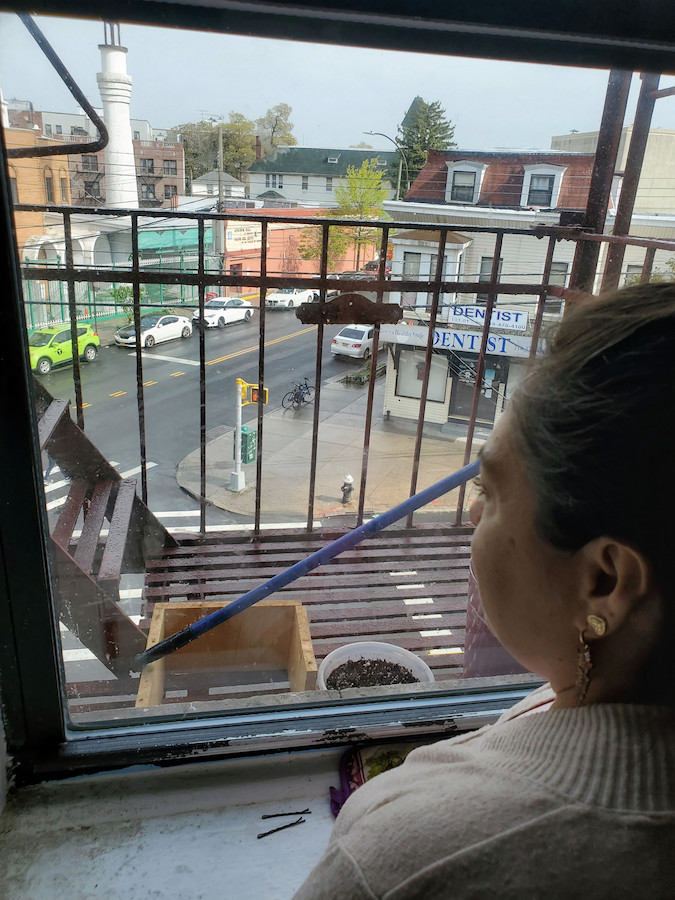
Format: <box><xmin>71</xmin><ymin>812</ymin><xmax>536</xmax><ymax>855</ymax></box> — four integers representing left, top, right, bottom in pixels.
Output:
<box><xmin>163</xmin><ymin>159</ymin><xmax>177</xmax><ymax>175</ymax></box>
<box><xmin>326</xmin><ymin>177</ymin><xmax>333</xmax><ymax>191</ymax></box>
<box><xmin>141</xmin><ymin>158</ymin><xmax>155</xmax><ymax>174</ymax></box>
<box><xmin>265</xmin><ymin>173</ymin><xmax>282</xmax><ymax>189</ymax></box>
<box><xmin>45</xmin><ymin>175</ymin><xmax>54</xmax><ymax>203</ymax></box>
<box><xmin>445</xmin><ymin>161</ymin><xmax>486</xmax><ymax>204</ymax></box>
<box><xmin>141</xmin><ymin>183</ymin><xmax>156</xmax><ymax>200</ymax></box>
<box><xmin>164</xmin><ymin>184</ymin><xmax>178</xmax><ymax>199</ymax></box>
<box><xmin>302</xmin><ymin>175</ymin><xmax>308</xmax><ymax>191</ymax></box>
<box><xmin>84</xmin><ymin>181</ymin><xmax>101</xmax><ymax>199</ymax></box>
<box><xmin>10</xmin><ymin>176</ymin><xmax>18</xmax><ymax>204</ymax></box>
<box><xmin>45</xmin><ymin>124</ymin><xmax>52</xmax><ymax>136</ymax></box>
<box><xmin>625</xmin><ymin>263</ymin><xmax>644</xmax><ymax>284</ymax></box>
<box><xmin>520</xmin><ymin>164</ymin><xmax>565</xmax><ymax>208</ymax></box>
<box><xmin>81</xmin><ymin>155</ymin><xmax>98</xmax><ymax>171</ymax></box>
<box><xmin>549</xmin><ymin>261</ymin><xmax>569</xmax><ymax>287</ymax></box>
<box><xmin>134</xmin><ymin>130</ymin><xmax>141</xmax><ymax>140</ymax></box>
<box><xmin>477</xmin><ymin>255</ymin><xmax>503</xmax><ymax>301</ymax></box>
<box><xmin>527</xmin><ymin>174</ymin><xmax>555</xmax><ymax>206</ymax></box>
<box><xmin>55</xmin><ymin>124</ymin><xmax>62</xmax><ymax>134</ymax></box>
<box><xmin>60</xmin><ymin>177</ymin><xmax>68</xmax><ymax>203</ymax></box>
<box><xmin>450</xmin><ymin>171</ymin><xmax>476</xmax><ymax>203</ymax></box>
<box><xmin>206</xmin><ymin>185</ymin><xmax>214</xmax><ymax>195</ymax></box>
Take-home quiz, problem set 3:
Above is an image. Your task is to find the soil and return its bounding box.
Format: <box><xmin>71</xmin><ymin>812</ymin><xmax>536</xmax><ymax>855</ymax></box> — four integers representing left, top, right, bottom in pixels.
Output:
<box><xmin>325</xmin><ymin>658</ymin><xmax>419</xmax><ymax>689</ymax></box>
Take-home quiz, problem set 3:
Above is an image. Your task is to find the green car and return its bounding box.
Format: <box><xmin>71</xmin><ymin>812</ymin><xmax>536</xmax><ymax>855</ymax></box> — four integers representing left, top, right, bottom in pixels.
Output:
<box><xmin>28</xmin><ymin>324</ymin><xmax>101</xmax><ymax>375</ymax></box>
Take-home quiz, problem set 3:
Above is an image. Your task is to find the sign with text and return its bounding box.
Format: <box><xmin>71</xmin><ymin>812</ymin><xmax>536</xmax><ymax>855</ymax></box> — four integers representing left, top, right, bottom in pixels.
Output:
<box><xmin>381</xmin><ymin>323</ymin><xmax>533</xmax><ymax>358</ymax></box>
<box><xmin>225</xmin><ymin>221</ymin><xmax>262</xmax><ymax>252</ymax></box>
<box><xmin>446</xmin><ymin>304</ymin><xmax>528</xmax><ymax>332</ymax></box>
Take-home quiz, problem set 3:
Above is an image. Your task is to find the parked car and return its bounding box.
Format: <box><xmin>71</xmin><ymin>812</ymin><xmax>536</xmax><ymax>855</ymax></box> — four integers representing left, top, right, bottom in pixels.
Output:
<box><xmin>361</xmin><ymin>259</ymin><xmax>391</xmax><ymax>274</ymax></box>
<box><xmin>265</xmin><ymin>287</ymin><xmax>318</xmax><ymax>309</ymax></box>
<box><xmin>29</xmin><ymin>323</ymin><xmax>100</xmax><ymax>375</ymax></box>
<box><xmin>330</xmin><ymin>324</ymin><xmax>375</xmax><ymax>360</ymax></box>
<box><xmin>114</xmin><ymin>313</ymin><xmax>192</xmax><ymax>348</ymax></box>
<box><xmin>192</xmin><ymin>296</ymin><xmax>254</xmax><ymax>328</ymax></box>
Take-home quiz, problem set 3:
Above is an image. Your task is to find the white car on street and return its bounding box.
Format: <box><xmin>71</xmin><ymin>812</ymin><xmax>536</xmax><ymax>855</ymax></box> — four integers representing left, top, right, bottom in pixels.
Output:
<box><xmin>114</xmin><ymin>313</ymin><xmax>192</xmax><ymax>348</ymax></box>
<box><xmin>265</xmin><ymin>287</ymin><xmax>318</xmax><ymax>309</ymax></box>
<box><xmin>192</xmin><ymin>297</ymin><xmax>254</xmax><ymax>328</ymax></box>
<box><xmin>330</xmin><ymin>324</ymin><xmax>375</xmax><ymax>360</ymax></box>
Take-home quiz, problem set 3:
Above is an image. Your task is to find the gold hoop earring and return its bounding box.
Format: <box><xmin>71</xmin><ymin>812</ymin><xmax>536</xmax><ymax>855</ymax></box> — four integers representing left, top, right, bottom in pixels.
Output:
<box><xmin>587</xmin><ymin>614</ymin><xmax>607</xmax><ymax>636</ymax></box>
<box><xmin>575</xmin><ymin>631</ymin><xmax>593</xmax><ymax>705</ymax></box>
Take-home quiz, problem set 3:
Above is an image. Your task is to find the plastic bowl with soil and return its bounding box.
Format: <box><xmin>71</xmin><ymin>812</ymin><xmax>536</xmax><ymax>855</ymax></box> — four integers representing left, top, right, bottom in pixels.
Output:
<box><xmin>317</xmin><ymin>642</ymin><xmax>434</xmax><ymax>690</ymax></box>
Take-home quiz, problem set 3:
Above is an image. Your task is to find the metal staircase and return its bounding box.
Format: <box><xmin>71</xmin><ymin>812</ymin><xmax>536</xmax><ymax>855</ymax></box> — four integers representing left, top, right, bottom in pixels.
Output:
<box><xmin>34</xmin><ymin>379</ymin><xmax>177</xmax><ymax>677</ymax></box>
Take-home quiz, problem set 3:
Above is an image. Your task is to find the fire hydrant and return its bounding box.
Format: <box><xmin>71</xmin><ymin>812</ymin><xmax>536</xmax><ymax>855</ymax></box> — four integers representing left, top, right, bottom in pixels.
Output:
<box><xmin>341</xmin><ymin>474</ymin><xmax>354</xmax><ymax>505</ymax></box>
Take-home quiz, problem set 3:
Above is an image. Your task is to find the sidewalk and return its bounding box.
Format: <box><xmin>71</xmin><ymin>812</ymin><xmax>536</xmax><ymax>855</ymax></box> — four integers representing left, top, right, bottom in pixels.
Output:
<box><xmin>176</xmin><ymin>375</ymin><xmax>488</xmax><ymax>520</ymax></box>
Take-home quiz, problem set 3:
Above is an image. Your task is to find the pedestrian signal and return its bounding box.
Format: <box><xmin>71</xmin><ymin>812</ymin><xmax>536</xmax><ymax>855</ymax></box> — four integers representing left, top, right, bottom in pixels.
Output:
<box><xmin>250</xmin><ymin>386</ymin><xmax>268</xmax><ymax>404</ymax></box>
<box><xmin>242</xmin><ymin>383</ymin><xmax>268</xmax><ymax>405</ymax></box>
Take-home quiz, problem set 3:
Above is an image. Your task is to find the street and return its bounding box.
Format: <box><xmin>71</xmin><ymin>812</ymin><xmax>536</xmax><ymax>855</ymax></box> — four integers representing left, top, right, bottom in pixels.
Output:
<box><xmin>38</xmin><ymin>312</ymin><xmax>350</xmax><ymax>530</ymax></box>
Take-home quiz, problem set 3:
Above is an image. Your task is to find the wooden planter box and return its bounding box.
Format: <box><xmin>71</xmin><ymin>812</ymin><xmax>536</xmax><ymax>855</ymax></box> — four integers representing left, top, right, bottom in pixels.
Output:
<box><xmin>136</xmin><ymin>600</ymin><xmax>317</xmax><ymax>707</ymax></box>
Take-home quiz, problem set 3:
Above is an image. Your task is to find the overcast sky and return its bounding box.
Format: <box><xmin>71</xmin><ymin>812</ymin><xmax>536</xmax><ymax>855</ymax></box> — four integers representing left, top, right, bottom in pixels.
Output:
<box><xmin>2</xmin><ymin>13</ymin><xmax>675</xmax><ymax>152</ymax></box>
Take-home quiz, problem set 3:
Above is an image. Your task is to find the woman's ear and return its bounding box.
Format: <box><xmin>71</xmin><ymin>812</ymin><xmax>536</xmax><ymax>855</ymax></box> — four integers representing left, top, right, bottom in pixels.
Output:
<box><xmin>574</xmin><ymin>538</ymin><xmax>655</xmax><ymax>635</ymax></box>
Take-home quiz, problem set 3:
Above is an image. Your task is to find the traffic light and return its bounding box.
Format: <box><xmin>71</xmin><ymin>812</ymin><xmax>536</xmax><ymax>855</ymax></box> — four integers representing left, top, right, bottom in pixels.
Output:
<box><xmin>249</xmin><ymin>386</ymin><xmax>268</xmax><ymax>404</ymax></box>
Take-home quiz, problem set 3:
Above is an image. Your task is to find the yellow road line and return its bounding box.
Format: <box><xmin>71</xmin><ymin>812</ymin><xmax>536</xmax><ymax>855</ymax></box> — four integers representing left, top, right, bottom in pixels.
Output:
<box><xmin>143</xmin><ymin>380</ymin><xmax>157</xmax><ymax>386</ymax></box>
<box><xmin>82</xmin><ymin>402</ymin><xmax>92</xmax><ymax>409</ymax></box>
<box><xmin>206</xmin><ymin>325</ymin><xmax>317</xmax><ymax>366</ymax></box>
<box><xmin>109</xmin><ymin>390</ymin><xmax>127</xmax><ymax>397</ymax></box>
<box><xmin>170</xmin><ymin>371</ymin><xmax>185</xmax><ymax>377</ymax></box>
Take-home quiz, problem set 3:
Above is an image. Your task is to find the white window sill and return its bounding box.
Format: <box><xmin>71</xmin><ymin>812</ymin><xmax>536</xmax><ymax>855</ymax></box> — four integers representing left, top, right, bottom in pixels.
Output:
<box><xmin>1</xmin><ymin>749</ymin><xmax>343</xmax><ymax>899</ymax></box>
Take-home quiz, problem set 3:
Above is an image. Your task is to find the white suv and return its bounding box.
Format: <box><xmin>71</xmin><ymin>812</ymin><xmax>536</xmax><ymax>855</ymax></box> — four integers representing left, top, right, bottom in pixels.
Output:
<box><xmin>265</xmin><ymin>287</ymin><xmax>318</xmax><ymax>309</ymax></box>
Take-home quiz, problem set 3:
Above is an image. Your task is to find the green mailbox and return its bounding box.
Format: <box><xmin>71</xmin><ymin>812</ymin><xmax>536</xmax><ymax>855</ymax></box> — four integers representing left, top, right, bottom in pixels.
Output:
<box><xmin>235</xmin><ymin>425</ymin><xmax>257</xmax><ymax>463</ymax></box>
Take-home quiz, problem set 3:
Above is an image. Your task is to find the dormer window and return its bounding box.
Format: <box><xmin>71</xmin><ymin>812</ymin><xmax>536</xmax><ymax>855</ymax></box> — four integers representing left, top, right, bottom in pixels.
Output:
<box><xmin>520</xmin><ymin>164</ymin><xmax>566</xmax><ymax>208</ymax></box>
<box><xmin>445</xmin><ymin>161</ymin><xmax>487</xmax><ymax>205</ymax></box>
<box><xmin>327</xmin><ymin>155</ymin><xmax>340</xmax><ymax>164</ymax></box>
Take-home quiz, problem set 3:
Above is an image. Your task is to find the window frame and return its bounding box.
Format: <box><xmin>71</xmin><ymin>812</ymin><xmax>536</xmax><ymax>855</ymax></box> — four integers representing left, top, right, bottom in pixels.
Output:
<box><xmin>2</xmin><ymin>0</ymin><xmax>674</xmax><ymax>785</ymax></box>
<box><xmin>163</xmin><ymin>159</ymin><xmax>177</xmax><ymax>175</ymax></box>
<box><xmin>519</xmin><ymin>164</ymin><xmax>566</xmax><ymax>208</ymax></box>
<box><xmin>444</xmin><ymin>161</ymin><xmax>487</xmax><ymax>205</ymax></box>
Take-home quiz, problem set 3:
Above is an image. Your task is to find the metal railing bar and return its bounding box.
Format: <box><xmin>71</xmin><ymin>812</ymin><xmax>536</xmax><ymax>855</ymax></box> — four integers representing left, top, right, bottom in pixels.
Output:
<box><xmin>407</xmin><ymin>228</ymin><xmax>448</xmax><ymax>527</ymax></box>
<box><xmin>254</xmin><ymin>220</ymin><xmax>268</xmax><ymax>536</ymax></box>
<box><xmin>62</xmin><ymin>212</ymin><xmax>85</xmax><ymax>430</ymax></box>
<box><xmin>198</xmin><ymin>218</ymin><xmax>207</xmax><ymax>534</ymax></box>
<box><xmin>530</xmin><ymin>235</ymin><xmax>556</xmax><ymax>358</ymax></box>
<box><xmin>306</xmin><ymin>222</ymin><xmax>330</xmax><ymax>532</ymax></box>
<box><xmin>356</xmin><ymin>224</ymin><xmax>391</xmax><ymax>527</ymax></box>
<box><xmin>640</xmin><ymin>246</ymin><xmax>656</xmax><ymax>283</ymax></box>
<box><xmin>131</xmin><ymin>214</ymin><xmax>148</xmax><ymax>505</ymax></box>
<box><xmin>7</xmin><ymin>16</ymin><xmax>109</xmax><ymax>160</ymax></box>
<box><xmin>13</xmin><ymin>202</ymin><xmax>580</xmax><ymax>236</ymax></box>
<box><xmin>454</xmin><ymin>232</ymin><xmax>504</xmax><ymax>526</ymax></box>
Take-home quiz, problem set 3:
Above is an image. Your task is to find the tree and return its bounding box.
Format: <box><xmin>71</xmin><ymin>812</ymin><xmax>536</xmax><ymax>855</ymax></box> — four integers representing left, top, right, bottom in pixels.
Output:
<box><xmin>172</xmin><ymin>113</ymin><xmax>256</xmax><ymax>190</ymax></box>
<box><xmin>299</xmin><ymin>160</ymin><xmax>388</xmax><ymax>271</ymax></box>
<box><xmin>349</xmin><ymin>141</ymin><xmax>373</xmax><ymax>149</ymax></box>
<box><xmin>256</xmin><ymin>103</ymin><xmax>297</xmax><ymax>153</ymax></box>
<box><xmin>625</xmin><ymin>256</ymin><xmax>675</xmax><ymax>284</ymax></box>
<box><xmin>396</xmin><ymin>96</ymin><xmax>456</xmax><ymax>187</ymax></box>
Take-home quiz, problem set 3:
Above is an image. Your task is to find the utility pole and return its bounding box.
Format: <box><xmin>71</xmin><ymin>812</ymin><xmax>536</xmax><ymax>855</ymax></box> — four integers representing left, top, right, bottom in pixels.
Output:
<box><xmin>211</xmin><ymin>119</ymin><xmax>227</xmax><ymax>294</ymax></box>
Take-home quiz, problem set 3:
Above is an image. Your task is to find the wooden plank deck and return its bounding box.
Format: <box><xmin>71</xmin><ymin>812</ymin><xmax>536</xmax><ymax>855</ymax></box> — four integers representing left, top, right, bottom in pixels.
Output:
<box><xmin>66</xmin><ymin>524</ymin><xmax>475</xmax><ymax>716</ymax></box>
<box><xmin>143</xmin><ymin>523</ymin><xmax>474</xmax><ymax>682</ymax></box>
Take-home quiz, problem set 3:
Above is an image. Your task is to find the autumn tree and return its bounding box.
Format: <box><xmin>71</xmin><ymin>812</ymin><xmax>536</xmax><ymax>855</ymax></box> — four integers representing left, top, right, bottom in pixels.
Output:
<box><xmin>396</xmin><ymin>96</ymin><xmax>456</xmax><ymax>188</ymax></box>
<box><xmin>256</xmin><ymin>103</ymin><xmax>297</xmax><ymax>153</ymax></box>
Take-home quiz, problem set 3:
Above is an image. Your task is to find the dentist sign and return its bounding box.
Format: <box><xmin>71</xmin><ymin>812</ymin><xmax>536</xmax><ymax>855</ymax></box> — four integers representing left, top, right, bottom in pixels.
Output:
<box><xmin>380</xmin><ymin>323</ymin><xmax>533</xmax><ymax>358</ymax></box>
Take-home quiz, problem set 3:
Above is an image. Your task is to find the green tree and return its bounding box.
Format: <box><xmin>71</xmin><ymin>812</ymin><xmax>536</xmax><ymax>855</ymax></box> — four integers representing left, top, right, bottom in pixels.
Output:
<box><xmin>299</xmin><ymin>160</ymin><xmax>389</xmax><ymax>271</ymax></box>
<box><xmin>333</xmin><ymin>159</ymin><xmax>388</xmax><ymax>269</ymax></box>
<box><xmin>256</xmin><ymin>103</ymin><xmax>297</xmax><ymax>153</ymax></box>
<box><xmin>625</xmin><ymin>256</ymin><xmax>675</xmax><ymax>284</ymax></box>
<box><xmin>396</xmin><ymin>96</ymin><xmax>456</xmax><ymax>188</ymax></box>
<box><xmin>172</xmin><ymin>113</ymin><xmax>256</xmax><ymax>190</ymax></box>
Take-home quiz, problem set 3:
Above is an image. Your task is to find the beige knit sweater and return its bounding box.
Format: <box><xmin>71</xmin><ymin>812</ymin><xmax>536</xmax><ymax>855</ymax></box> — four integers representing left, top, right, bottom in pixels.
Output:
<box><xmin>293</xmin><ymin>687</ymin><xmax>675</xmax><ymax>899</ymax></box>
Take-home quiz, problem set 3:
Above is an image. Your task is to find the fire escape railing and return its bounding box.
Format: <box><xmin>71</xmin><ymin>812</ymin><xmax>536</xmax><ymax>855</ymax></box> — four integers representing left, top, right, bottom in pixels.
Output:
<box><xmin>16</xmin><ymin>203</ymin><xmax>675</xmax><ymax>535</ymax></box>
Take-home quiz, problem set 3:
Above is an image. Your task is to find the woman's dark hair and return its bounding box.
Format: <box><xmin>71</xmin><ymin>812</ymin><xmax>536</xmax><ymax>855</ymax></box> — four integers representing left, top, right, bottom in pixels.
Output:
<box><xmin>510</xmin><ymin>282</ymin><xmax>675</xmax><ymax>601</ymax></box>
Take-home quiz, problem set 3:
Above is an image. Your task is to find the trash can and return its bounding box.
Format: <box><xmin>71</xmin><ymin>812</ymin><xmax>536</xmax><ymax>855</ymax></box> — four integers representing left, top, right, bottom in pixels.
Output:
<box><xmin>234</xmin><ymin>425</ymin><xmax>257</xmax><ymax>463</ymax></box>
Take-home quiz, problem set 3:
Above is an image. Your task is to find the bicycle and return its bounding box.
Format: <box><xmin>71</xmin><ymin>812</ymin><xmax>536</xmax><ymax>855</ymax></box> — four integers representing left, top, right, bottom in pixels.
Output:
<box><xmin>282</xmin><ymin>376</ymin><xmax>315</xmax><ymax>410</ymax></box>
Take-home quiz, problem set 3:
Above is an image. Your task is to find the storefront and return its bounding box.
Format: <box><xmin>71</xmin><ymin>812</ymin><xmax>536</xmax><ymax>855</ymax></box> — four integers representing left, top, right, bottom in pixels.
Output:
<box><xmin>380</xmin><ymin>314</ymin><xmax>533</xmax><ymax>426</ymax></box>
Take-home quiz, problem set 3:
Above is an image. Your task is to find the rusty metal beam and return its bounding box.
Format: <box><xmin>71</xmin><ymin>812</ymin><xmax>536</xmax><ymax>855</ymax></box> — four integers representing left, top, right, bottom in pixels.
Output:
<box><xmin>602</xmin><ymin>72</ymin><xmax>661</xmax><ymax>292</ymax></box>
<box><xmin>569</xmin><ymin>69</ymin><xmax>632</xmax><ymax>292</ymax></box>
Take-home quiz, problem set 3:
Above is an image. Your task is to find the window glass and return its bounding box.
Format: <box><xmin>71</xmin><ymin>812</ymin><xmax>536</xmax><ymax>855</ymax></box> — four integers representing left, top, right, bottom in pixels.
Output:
<box><xmin>45</xmin><ymin>174</ymin><xmax>54</xmax><ymax>202</ymax></box>
<box><xmin>3</xmin><ymin>9</ymin><xmax>669</xmax><ymax>750</ymax></box>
